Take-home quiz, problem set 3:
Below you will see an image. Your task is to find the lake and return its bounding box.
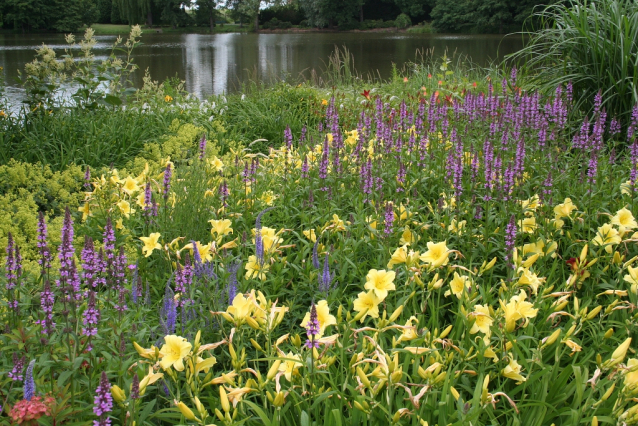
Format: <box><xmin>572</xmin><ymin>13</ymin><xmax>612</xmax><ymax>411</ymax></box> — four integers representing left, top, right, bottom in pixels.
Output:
<box><xmin>0</xmin><ymin>31</ymin><xmax>524</xmax><ymax>104</ymax></box>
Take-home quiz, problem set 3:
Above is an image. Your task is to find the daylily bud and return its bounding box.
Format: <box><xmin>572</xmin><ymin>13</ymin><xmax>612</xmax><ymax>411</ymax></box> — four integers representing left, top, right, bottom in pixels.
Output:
<box><xmin>390</xmin><ymin>370</ymin><xmax>403</xmax><ymax>384</ymax></box>
<box><xmin>565</xmin><ymin>324</ymin><xmax>577</xmax><ymax>337</ymax></box>
<box><xmin>356</xmin><ymin>366</ymin><xmax>371</xmax><ymax>388</ymax></box>
<box><xmin>608</xmin><ymin>338</ymin><xmax>632</xmax><ymax>367</ymax></box>
<box><xmin>439</xmin><ymin>325</ymin><xmax>453</xmax><ymax>339</ymax></box>
<box><xmin>554</xmin><ymin>300</ymin><xmax>569</xmax><ymax>312</ymax></box>
<box><xmin>600</xmin><ymin>382</ymin><xmax>615</xmax><ymax>401</ymax></box>
<box><xmin>111</xmin><ymin>385</ymin><xmax>126</xmax><ymax>404</ymax></box>
<box><xmin>604</xmin><ymin>328</ymin><xmax>614</xmax><ymax>339</ymax></box>
<box><xmin>586</xmin><ymin>305</ymin><xmax>602</xmax><ymax>320</ymax></box>
<box><xmin>176</xmin><ymin>401</ymin><xmax>200</xmax><ymax>422</ymax></box>
<box><xmin>354</xmin><ymin>401</ymin><xmax>368</xmax><ymax>412</ymax></box>
<box><xmin>250</xmin><ymin>339</ymin><xmax>263</xmax><ymax>352</ymax></box>
<box><xmin>292</xmin><ymin>334</ymin><xmax>301</xmax><ymax>348</ymax></box>
<box><xmin>337</xmin><ymin>305</ymin><xmax>343</xmax><ymax>322</ymax></box>
<box><xmin>221</xmin><ymin>312</ymin><xmax>234</xmax><ymax>322</ymax></box>
<box><xmin>267</xmin><ymin>360</ymin><xmax>281</xmax><ymax>381</ymax></box>
<box><xmin>229</xmin><ymin>344</ymin><xmax>237</xmax><ymax>361</ymax></box>
<box><xmin>273</xmin><ymin>391</ymin><xmax>286</xmax><ymax>407</ymax></box>
<box><xmin>389</xmin><ymin>305</ymin><xmax>404</xmax><ymax>323</ymax></box>
<box><xmin>215</xmin><ymin>408</ymin><xmax>224</xmax><ymax>421</ymax></box>
<box><xmin>592</xmin><ymin>416</ymin><xmax>598</xmax><ymax>426</ymax></box>
<box><xmin>246</xmin><ymin>317</ymin><xmax>260</xmax><ymax>329</ymax></box>
<box><xmin>450</xmin><ymin>386</ymin><xmax>460</xmax><ymax>400</ymax></box>
<box><xmin>220</xmin><ymin>386</ymin><xmax>231</xmax><ymax>413</ymax></box>
<box><xmin>542</xmin><ymin>329</ymin><xmax>561</xmax><ymax>348</ymax></box>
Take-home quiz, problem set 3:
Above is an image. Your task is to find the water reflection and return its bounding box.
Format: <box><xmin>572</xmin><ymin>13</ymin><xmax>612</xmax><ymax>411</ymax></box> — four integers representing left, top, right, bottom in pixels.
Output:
<box><xmin>0</xmin><ymin>32</ymin><xmax>524</xmax><ymax>104</ymax></box>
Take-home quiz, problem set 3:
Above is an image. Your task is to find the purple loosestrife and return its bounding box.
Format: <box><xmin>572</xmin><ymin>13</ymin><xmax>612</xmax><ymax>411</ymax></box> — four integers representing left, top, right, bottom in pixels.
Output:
<box><xmin>84</xmin><ymin>166</ymin><xmax>91</xmax><ymax>189</ymax></box>
<box><xmin>504</xmin><ymin>215</ymin><xmax>517</xmax><ymax>263</ymax></box>
<box><xmin>284</xmin><ymin>125</ymin><xmax>293</xmax><ymax>149</ymax></box>
<box><xmin>143</xmin><ymin>182</ymin><xmax>157</xmax><ymax>219</ymax></box>
<box><xmin>162</xmin><ymin>162</ymin><xmax>172</xmax><ymax>200</ymax></box>
<box><xmin>199</xmin><ymin>134</ymin><xmax>207</xmax><ymax>159</ymax></box>
<box><xmin>131</xmin><ymin>374</ymin><xmax>140</xmax><ymax>400</ymax></box>
<box><xmin>301</xmin><ymin>155</ymin><xmax>309</xmax><ymax>178</ymax></box>
<box><xmin>82</xmin><ymin>236</ymin><xmax>99</xmax><ymax>289</ymax></box>
<box><xmin>5</xmin><ymin>233</ymin><xmax>20</xmax><ymax>311</ymax></box>
<box><xmin>57</xmin><ymin>208</ymin><xmax>75</xmax><ymax>296</ymax></box>
<box><xmin>38</xmin><ymin>280</ymin><xmax>56</xmax><ymax>335</ymax></box>
<box><xmin>319</xmin><ymin>136</ymin><xmax>329</xmax><ymax>183</ymax></box>
<box><xmin>82</xmin><ymin>291</ymin><xmax>100</xmax><ymax>339</ymax></box>
<box><xmin>219</xmin><ymin>180</ymin><xmax>229</xmax><ymax>208</ymax></box>
<box><xmin>161</xmin><ymin>284</ymin><xmax>177</xmax><ymax>335</ymax></box>
<box><xmin>300</xmin><ymin>125</ymin><xmax>307</xmax><ymax>143</ymax></box>
<box><xmin>23</xmin><ymin>360</ymin><xmax>35</xmax><ymax>401</ymax></box>
<box><xmin>630</xmin><ymin>141</ymin><xmax>638</xmax><ymax>188</ymax></box>
<box><xmin>396</xmin><ymin>160</ymin><xmax>406</xmax><ymax>192</ymax></box>
<box><xmin>8</xmin><ymin>353</ymin><xmax>26</xmax><ymax>381</ymax></box>
<box><xmin>305</xmin><ymin>303</ymin><xmax>320</xmax><ymax>349</ymax></box>
<box><xmin>93</xmin><ymin>372</ymin><xmax>113</xmax><ymax>426</ymax></box>
<box><xmin>628</xmin><ymin>104</ymin><xmax>638</xmax><ymax>141</ymax></box>
<box><xmin>384</xmin><ymin>201</ymin><xmax>394</xmax><ymax>235</ymax></box>
<box><xmin>37</xmin><ymin>212</ymin><xmax>52</xmax><ymax>274</ymax></box>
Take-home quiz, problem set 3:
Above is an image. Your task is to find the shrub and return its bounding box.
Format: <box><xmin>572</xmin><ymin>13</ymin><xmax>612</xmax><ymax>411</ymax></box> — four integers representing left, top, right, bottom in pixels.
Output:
<box><xmin>395</xmin><ymin>13</ymin><xmax>412</xmax><ymax>29</ymax></box>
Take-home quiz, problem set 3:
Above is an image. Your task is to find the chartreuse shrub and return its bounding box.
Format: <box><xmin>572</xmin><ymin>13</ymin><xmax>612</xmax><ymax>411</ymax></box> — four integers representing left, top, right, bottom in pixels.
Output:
<box><xmin>3</xmin><ymin>70</ymin><xmax>638</xmax><ymax>426</ymax></box>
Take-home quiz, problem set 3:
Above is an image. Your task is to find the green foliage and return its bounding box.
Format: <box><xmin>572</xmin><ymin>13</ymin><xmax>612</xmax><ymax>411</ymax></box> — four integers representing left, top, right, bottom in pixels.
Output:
<box><xmin>394</xmin><ymin>12</ymin><xmax>411</xmax><ymax>29</ymax></box>
<box><xmin>97</xmin><ymin>0</ymin><xmax>113</xmax><ymax>23</ymax></box>
<box><xmin>509</xmin><ymin>0</ymin><xmax>638</xmax><ymax>124</ymax></box>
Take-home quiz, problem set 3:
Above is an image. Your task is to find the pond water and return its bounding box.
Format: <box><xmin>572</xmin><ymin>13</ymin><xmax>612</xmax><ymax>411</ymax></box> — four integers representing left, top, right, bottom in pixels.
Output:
<box><xmin>0</xmin><ymin>32</ymin><xmax>524</xmax><ymax>104</ymax></box>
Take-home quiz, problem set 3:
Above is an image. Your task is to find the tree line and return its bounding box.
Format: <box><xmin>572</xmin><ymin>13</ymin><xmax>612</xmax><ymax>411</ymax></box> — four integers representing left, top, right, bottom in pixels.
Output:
<box><xmin>0</xmin><ymin>0</ymin><xmax>555</xmax><ymax>34</ymax></box>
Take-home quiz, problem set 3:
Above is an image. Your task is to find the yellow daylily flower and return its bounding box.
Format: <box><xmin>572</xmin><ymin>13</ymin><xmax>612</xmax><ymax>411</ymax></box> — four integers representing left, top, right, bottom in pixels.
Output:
<box><xmin>245</xmin><ymin>255</ymin><xmax>269</xmax><ymax>280</ymax></box>
<box><xmin>554</xmin><ymin>198</ymin><xmax>577</xmax><ymax>219</ymax></box>
<box><xmin>469</xmin><ymin>304</ymin><xmax>493</xmax><ymax>335</ymax></box>
<box><xmin>278</xmin><ymin>352</ymin><xmax>303</xmax><ymax>381</ymax></box>
<box><xmin>500</xmin><ymin>290</ymin><xmax>538</xmax><ymax>332</ymax></box>
<box><xmin>210</xmin><ymin>219</ymin><xmax>233</xmax><ymax>239</ymax></box>
<box><xmin>420</xmin><ymin>241</ymin><xmax>451</xmax><ymax>268</ymax></box>
<box><xmin>140</xmin><ymin>233</ymin><xmax>162</xmax><ymax>257</ymax></box>
<box><xmin>226</xmin><ymin>293</ymin><xmax>255</xmax><ymax>325</ymax></box>
<box><xmin>116</xmin><ymin>199</ymin><xmax>135</xmax><ymax>219</ymax></box>
<box><xmin>78</xmin><ymin>203</ymin><xmax>92</xmax><ymax>221</ymax></box>
<box><xmin>364</xmin><ymin>269</ymin><xmax>396</xmax><ymax>300</ymax></box>
<box><xmin>138</xmin><ymin>366</ymin><xmax>163</xmax><ymax>395</ymax></box>
<box><xmin>159</xmin><ymin>335</ymin><xmax>192</xmax><ymax>371</ymax></box>
<box><xmin>446</xmin><ymin>272</ymin><xmax>470</xmax><ymax>299</ymax></box>
<box><xmin>611</xmin><ymin>207</ymin><xmax>638</xmax><ymax>235</ymax></box>
<box><xmin>121</xmin><ymin>176</ymin><xmax>140</xmax><ymax>196</ymax></box>
<box><xmin>303</xmin><ymin>229</ymin><xmax>317</xmax><ymax>243</ymax></box>
<box><xmin>518</xmin><ymin>216</ymin><xmax>537</xmax><ymax>234</ymax></box>
<box><xmin>592</xmin><ymin>223</ymin><xmax>621</xmax><ymax>253</ymax></box>
<box><xmin>396</xmin><ymin>316</ymin><xmax>419</xmax><ymax>343</ymax></box>
<box><xmin>353</xmin><ymin>290</ymin><xmax>381</xmax><ymax>322</ymax></box>
<box><xmin>502</xmin><ymin>357</ymin><xmax>526</xmax><ymax>384</ymax></box>
<box><xmin>623</xmin><ymin>265</ymin><xmax>638</xmax><ymax>294</ymax></box>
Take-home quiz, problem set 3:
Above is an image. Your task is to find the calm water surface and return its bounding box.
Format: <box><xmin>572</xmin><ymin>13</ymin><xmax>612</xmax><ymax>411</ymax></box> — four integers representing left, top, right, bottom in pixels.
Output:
<box><xmin>0</xmin><ymin>32</ymin><xmax>523</xmax><ymax>103</ymax></box>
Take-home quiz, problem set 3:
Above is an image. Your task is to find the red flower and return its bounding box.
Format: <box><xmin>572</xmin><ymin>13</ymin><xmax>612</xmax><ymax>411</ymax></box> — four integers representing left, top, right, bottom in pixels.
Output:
<box><xmin>361</xmin><ymin>90</ymin><xmax>371</xmax><ymax>100</ymax></box>
<box><xmin>566</xmin><ymin>257</ymin><xmax>578</xmax><ymax>271</ymax></box>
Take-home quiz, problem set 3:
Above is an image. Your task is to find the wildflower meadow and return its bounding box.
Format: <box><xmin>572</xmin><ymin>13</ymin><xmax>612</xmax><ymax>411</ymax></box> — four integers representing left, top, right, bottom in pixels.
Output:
<box><xmin>2</xmin><ymin>27</ymin><xmax>638</xmax><ymax>426</ymax></box>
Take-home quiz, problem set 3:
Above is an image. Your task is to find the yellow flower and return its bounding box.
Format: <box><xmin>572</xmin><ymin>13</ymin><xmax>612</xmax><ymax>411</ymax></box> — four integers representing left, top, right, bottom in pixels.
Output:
<box><xmin>226</xmin><ymin>293</ymin><xmax>255</xmax><ymax>324</ymax></box>
<box><xmin>321</xmin><ymin>99</ymin><xmax>328</xmax><ymax>106</ymax></box>
<box><xmin>165</xmin><ymin>95</ymin><xmax>173</xmax><ymax>102</ymax></box>
<box><xmin>387</xmin><ymin>245</ymin><xmax>420</xmax><ymax>269</ymax></box>
<box><xmin>564</xmin><ymin>339</ymin><xmax>582</xmax><ymax>354</ymax></box>
<box><xmin>609</xmin><ymin>338</ymin><xmax>632</xmax><ymax>366</ymax></box>
<box><xmin>521</xmin><ymin>194</ymin><xmax>541</xmax><ymax>213</ymax></box>
<box><xmin>448</xmin><ymin>219</ymin><xmax>466</xmax><ymax>235</ymax></box>
<box><xmin>78</xmin><ymin>203</ymin><xmax>92</xmax><ymax>221</ymax></box>
<box><xmin>210</xmin><ymin>219</ymin><xmax>233</xmax><ymax>240</ymax></box>
<box><xmin>176</xmin><ymin>401</ymin><xmax>200</xmax><ymax>422</ymax></box>
<box><xmin>181</xmin><ymin>241</ymin><xmax>214</xmax><ymax>263</ymax></box>
<box><xmin>399</xmin><ymin>226</ymin><xmax>418</xmax><ymax>245</ymax></box>
<box><xmin>502</xmin><ymin>357</ymin><xmax>526</xmax><ymax>384</ymax></box>
<box><xmin>469</xmin><ymin>304</ymin><xmax>493</xmax><ymax>335</ymax></box>
<box><xmin>396</xmin><ymin>316</ymin><xmax>419</xmax><ymax>343</ymax></box>
<box><xmin>516</xmin><ymin>267</ymin><xmax>544</xmax><ymax>295</ymax></box>
<box><xmin>300</xmin><ymin>300</ymin><xmax>336</xmax><ymax>337</ymax></box>
<box><xmin>554</xmin><ymin>198</ymin><xmax>577</xmax><ymax>219</ymax></box>
<box><xmin>245</xmin><ymin>255</ymin><xmax>269</xmax><ymax>280</ymax></box>
<box><xmin>500</xmin><ymin>290</ymin><xmax>538</xmax><ymax>332</ymax></box>
<box><xmin>518</xmin><ymin>216</ymin><xmax>537</xmax><ymax>234</ymax></box>
<box><xmin>364</xmin><ymin>269</ymin><xmax>396</xmax><ymax>300</ymax></box>
<box><xmin>446</xmin><ymin>272</ymin><xmax>470</xmax><ymax>299</ymax></box>
<box><xmin>159</xmin><ymin>335</ymin><xmax>192</xmax><ymax>371</ymax></box>
<box><xmin>140</xmin><ymin>233</ymin><xmax>162</xmax><ymax>257</ymax></box>
<box><xmin>136</xmin><ymin>192</ymin><xmax>146</xmax><ymax>208</ymax></box>
<box><xmin>196</xmin><ymin>355</ymin><xmax>217</xmax><ymax>373</ymax></box>
<box><xmin>303</xmin><ymin>229</ymin><xmax>317</xmax><ymax>242</ymax></box>
<box><xmin>592</xmin><ymin>223</ymin><xmax>621</xmax><ymax>253</ymax></box>
<box><xmin>208</xmin><ymin>156</ymin><xmax>224</xmax><ymax>171</ymax></box>
<box><xmin>330</xmin><ymin>214</ymin><xmax>346</xmax><ymax>231</ymax></box>
<box><xmin>621</xmin><ymin>180</ymin><xmax>634</xmax><ymax>195</ymax></box>
<box><xmin>611</xmin><ymin>207</ymin><xmax>638</xmax><ymax>235</ymax></box>
<box><xmin>624</xmin><ymin>358</ymin><xmax>638</xmax><ymax>390</ymax></box>
<box><xmin>394</xmin><ymin>203</ymin><xmax>412</xmax><ymax>221</ymax></box>
<box><xmin>353</xmin><ymin>290</ymin><xmax>381</xmax><ymax>322</ymax></box>
<box><xmin>278</xmin><ymin>352</ymin><xmax>303</xmax><ymax>381</ymax></box>
<box><xmin>225</xmin><ymin>386</ymin><xmax>253</xmax><ymax>408</ymax></box>
<box><xmin>121</xmin><ymin>176</ymin><xmax>140</xmax><ymax>196</ymax></box>
<box><xmin>116</xmin><ymin>199</ymin><xmax>135</xmax><ymax>219</ymax></box>
<box><xmin>139</xmin><ymin>366</ymin><xmax>163</xmax><ymax>395</ymax></box>
<box><xmin>623</xmin><ymin>265</ymin><xmax>638</xmax><ymax>294</ymax></box>
<box><xmin>111</xmin><ymin>385</ymin><xmax>126</xmax><ymax>403</ymax></box>
<box><xmin>420</xmin><ymin>241</ymin><xmax>451</xmax><ymax>268</ymax></box>
<box><xmin>261</xmin><ymin>190</ymin><xmax>276</xmax><ymax>206</ymax></box>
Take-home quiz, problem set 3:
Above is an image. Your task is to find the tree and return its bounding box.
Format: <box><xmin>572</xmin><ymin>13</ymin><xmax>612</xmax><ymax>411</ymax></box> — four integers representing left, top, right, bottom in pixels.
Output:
<box><xmin>394</xmin><ymin>0</ymin><xmax>434</xmax><ymax>21</ymax></box>
<box><xmin>430</xmin><ymin>0</ymin><xmax>475</xmax><ymax>32</ymax></box>
<box><xmin>97</xmin><ymin>0</ymin><xmax>113</xmax><ymax>23</ymax></box>
<box><xmin>474</xmin><ymin>0</ymin><xmax>512</xmax><ymax>33</ymax></box>
<box><xmin>4</xmin><ymin>0</ymin><xmax>48</xmax><ymax>32</ymax></box>
<box><xmin>195</xmin><ymin>0</ymin><xmax>219</xmax><ymax>30</ymax></box>
<box><xmin>299</xmin><ymin>0</ymin><xmax>359</xmax><ymax>28</ymax></box>
<box><xmin>227</xmin><ymin>0</ymin><xmax>281</xmax><ymax>31</ymax></box>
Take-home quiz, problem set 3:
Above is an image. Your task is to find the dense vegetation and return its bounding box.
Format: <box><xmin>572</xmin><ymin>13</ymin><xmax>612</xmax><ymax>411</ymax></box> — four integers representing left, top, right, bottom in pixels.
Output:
<box><xmin>2</xmin><ymin>1</ymin><xmax>638</xmax><ymax>423</ymax></box>
<box><xmin>0</xmin><ymin>0</ymin><xmax>555</xmax><ymax>33</ymax></box>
